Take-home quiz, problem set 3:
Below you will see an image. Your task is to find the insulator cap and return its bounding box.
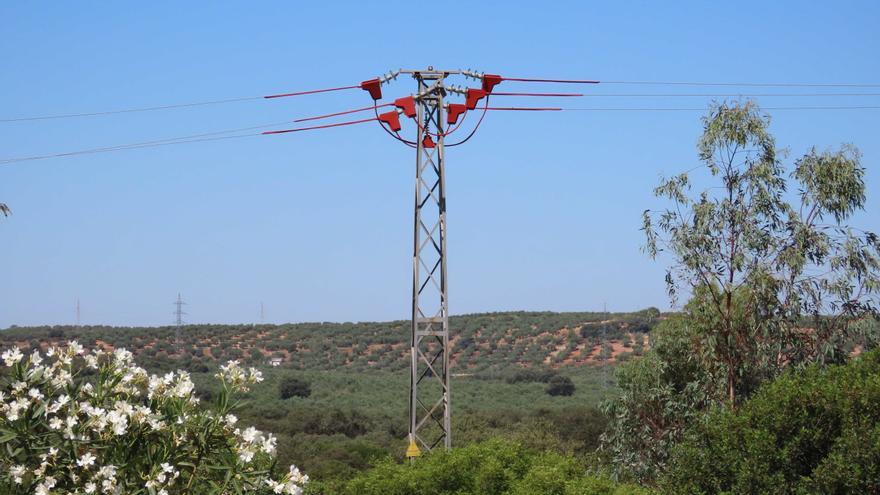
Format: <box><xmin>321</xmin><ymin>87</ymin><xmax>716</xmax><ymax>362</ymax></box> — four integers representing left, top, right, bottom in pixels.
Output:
<box><xmin>465</xmin><ymin>88</ymin><xmax>487</xmax><ymax>110</ymax></box>
<box><xmin>447</xmin><ymin>103</ymin><xmax>467</xmax><ymax>125</ymax></box>
<box><xmin>378</xmin><ymin>110</ymin><xmax>402</xmax><ymax>131</ymax></box>
<box><xmin>360</xmin><ymin>78</ymin><xmax>382</xmax><ymax>100</ymax></box>
<box><xmin>482</xmin><ymin>74</ymin><xmax>503</xmax><ymax>93</ymax></box>
<box><xmin>394</xmin><ymin>96</ymin><xmax>416</xmax><ymax>118</ymax></box>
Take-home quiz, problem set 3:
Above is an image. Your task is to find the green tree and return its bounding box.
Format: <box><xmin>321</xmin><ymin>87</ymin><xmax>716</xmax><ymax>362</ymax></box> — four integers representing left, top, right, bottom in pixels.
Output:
<box><xmin>279</xmin><ymin>374</ymin><xmax>312</xmax><ymax>399</ymax></box>
<box><xmin>642</xmin><ymin>100</ymin><xmax>880</xmax><ymax>405</ymax></box>
<box><xmin>662</xmin><ymin>349</ymin><xmax>880</xmax><ymax>494</ymax></box>
<box><xmin>545</xmin><ymin>375</ymin><xmax>575</xmax><ymax>396</ymax></box>
<box><xmin>600</xmin><ymin>317</ymin><xmax>717</xmax><ymax>483</ymax></box>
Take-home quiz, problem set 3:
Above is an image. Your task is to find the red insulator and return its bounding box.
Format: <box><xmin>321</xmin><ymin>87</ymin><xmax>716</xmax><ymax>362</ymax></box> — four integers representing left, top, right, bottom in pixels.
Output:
<box><xmin>482</xmin><ymin>74</ymin><xmax>503</xmax><ymax>93</ymax></box>
<box><xmin>394</xmin><ymin>96</ymin><xmax>416</xmax><ymax>117</ymax></box>
<box><xmin>422</xmin><ymin>135</ymin><xmax>435</xmax><ymax>148</ymax></box>
<box><xmin>378</xmin><ymin>110</ymin><xmax>402</xmax><ymax>131</ymax></box>
<box><xmin>465</xmin><ymin>88</ymin><xmax>487</xmax><ymax>110</ymax></box>
<box><xmin>447</xmin><ymin>103</ymin><xmax>467</xmax><ymax>124</ymax></box>
<box><xmin>361</xmin><ymin>78</ymin><xmax>382</xmax><ymax>100</ymax></box>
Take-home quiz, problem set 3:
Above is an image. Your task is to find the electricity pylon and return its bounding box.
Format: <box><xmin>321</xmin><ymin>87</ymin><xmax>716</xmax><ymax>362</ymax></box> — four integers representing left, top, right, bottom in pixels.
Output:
<box><xmin>174</xmin><ymin>293</ymin><xmax>186</xmax><ymax>353</ymax></box>
<box><xmin>263</xmin><ymin>67</ymin><xmax>595</xmax><ymax>456</ymax></box>
<box><xmin>407</xmin><ymin>69</ymin><xmax>451</xmax><ymax>456</ymax></box>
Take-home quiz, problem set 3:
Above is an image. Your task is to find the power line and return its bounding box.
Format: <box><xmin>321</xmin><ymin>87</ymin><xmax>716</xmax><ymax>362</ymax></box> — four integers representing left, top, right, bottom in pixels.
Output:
<box><xmin>0</xmin><ymin>120</ymin><xmax>288</xmax><ymax>164</ymax></box>
<box><xmin>4</xmin><ymin>79</ymin><xmax>880</xmax><ymax>123</ymax></box>
<box><xmin>0</xmin><ymin>82</ymin><xmax>373</xmax><ymax>123</ymax></box>
<box><xmin>3</xmin><ymin>104</ymin><xmax>879</xmax><ymax>166</ymax></box>
<box><xmin>562</xmin><ymin>105</ymin><xmax>880</xmax><ymax>111</ymax></box>
<box><xmin>577</xmin><ymin>92</ymin><xmax>880</xmax><ymax>97</ymax></box>
<box><xmin>0</xmin><ymin>96</ymin><xmax>263</xmax><ymax>123</ymax></box>
<box><xmin>599</xmin><ymin>80</ymin><xmax>880</xmax><ymax>88</ymax></box>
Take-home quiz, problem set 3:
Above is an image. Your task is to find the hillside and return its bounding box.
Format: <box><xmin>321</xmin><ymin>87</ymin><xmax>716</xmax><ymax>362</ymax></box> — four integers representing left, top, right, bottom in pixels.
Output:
<box><xmin>0</xmin><ymin>309</ymin><xmax>661</xmax><ymax>373</ymax></box>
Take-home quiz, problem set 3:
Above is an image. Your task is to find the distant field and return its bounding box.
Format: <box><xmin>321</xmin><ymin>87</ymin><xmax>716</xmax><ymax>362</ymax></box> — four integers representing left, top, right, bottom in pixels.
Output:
<box><xmin>0</xmin><ymin>309</ymin><xmax>660</xmax><ymax>373</ymax></box>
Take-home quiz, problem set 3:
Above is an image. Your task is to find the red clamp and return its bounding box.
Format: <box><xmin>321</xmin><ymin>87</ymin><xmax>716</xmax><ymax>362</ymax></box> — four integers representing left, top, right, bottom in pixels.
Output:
<box><xmin>465</xmin><ymin>88</ymin><xmax>487</xmax><ymax>110</ymax></box>
<box><xmin>482</xmin><ymin>74</ymin><xmax>503</xmax><ymax>93</ymax></box>
<box><xmin>422</xmin><ymin>135</ymin><xmax>435</xmax><ymax>149</ymax></box>
<box><xmin>394</xmin><ymin>96</ymin><xmax>416</xmax><ymax>118</ymax></box>
<box><xmin>447</xmin><ymin>103</ymin><xmax>467</xmax><ymax>125</ymax></box>
<box><xmin>378</xmin><ymin>110</ymin><xmax>401</xmax><ymax>131</ymax></box>
<box><xmin>361</xmin><ymin>78</ymin><xmax>382</xmax><ymax>100</ymax></box>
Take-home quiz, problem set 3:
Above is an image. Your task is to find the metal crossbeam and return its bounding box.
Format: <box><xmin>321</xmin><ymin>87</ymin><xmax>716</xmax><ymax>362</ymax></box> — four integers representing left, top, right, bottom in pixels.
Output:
<box><xmin>409</xmin><ymin>71</ymin><xmax>451</xmax><ymax>454</ymax></box>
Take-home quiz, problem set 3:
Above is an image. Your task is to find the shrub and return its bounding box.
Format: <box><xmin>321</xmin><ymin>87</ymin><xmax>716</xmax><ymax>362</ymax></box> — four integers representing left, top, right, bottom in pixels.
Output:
<box><xmin>505</xmin><ymin>368</ymin><xmax>558</xmax><ymax>385</ymax></box>
<box><xmin>662</xmin><ymin>349</ymin><xmax>880</xmax><ymax>494</ymax></box>
<box><xmin>339</xmin><ymin>438</ymin><xmax>650</xmax><ymax>495</ymax></box>
<box><xmin>0</xmin><ymin>343</ymin><xmax>308</xmax><ymax>494</ymax></box>
<box><xmin>545</xmin><ymin>375</ymin><xmax>575</xmax><ymax>396</ymax></box>
<box><xmin>279</xmin><ymin>375</ymin><xmax>312</xmax><ymax>400</ymax></box>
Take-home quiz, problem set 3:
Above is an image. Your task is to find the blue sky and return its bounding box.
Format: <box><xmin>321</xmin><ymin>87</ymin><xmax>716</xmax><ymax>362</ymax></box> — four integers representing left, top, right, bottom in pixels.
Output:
<box><xmin>1</xmin><ymin>1</ymin><xmax>878</xmax><ymax>327</ymax></box>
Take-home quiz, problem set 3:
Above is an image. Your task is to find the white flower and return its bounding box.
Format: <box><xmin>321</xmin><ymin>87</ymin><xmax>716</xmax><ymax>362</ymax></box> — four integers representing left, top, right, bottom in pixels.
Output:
<box><xmin>68</xmin><ymin>341</ymin><xmax>85</xmax><ymax>356</ymax></box>
<box><xmin>239</xmin><ymin>449</ymin><xmax>255</xmax><ymax>463</ymax></box>
<box><xmin>30</xmin><ymin>350</ymin><xmax>43</xmax><ymax>366</ymax></box>
<box><xmin>84</xmin><ymin>481</ymin><xmax>97</xmax><ymax>494</ymax></box>
<box><xmin>28</xmin><ymin>388</ymin><xmax>44</xmax><ymax>401</ymax></box>
<box><xmin>2</xmin><ymin>347</ymin><xmax>23</xmax><ymax>366</ymax></box>
<box><xmin>85</xmin><ymin>353</ymin><xmax>100</xmax><ymax>369</ymax></box>
<box><xmin>49</xmin><ymin>417</ymin><xmax>63</xmax><ymax>429</ymax></box>
<box><xmin>262</xmin><ymin>433</ymin><xmax>278</xmax><ymax>454</ymax></box>
<box><xmin>241</xmin><ymin>426</ymin><xmax>259</xmax><ymax>443</ymax></box>
<box><xmin>10</xmin><ymin>465</ymin><xmax>26</xmax><ymax>484</ymax></box>
<box><xmin>78</xmin><ymin>452</ymin><xmax>96</xmax><ymax>468</ymax></box>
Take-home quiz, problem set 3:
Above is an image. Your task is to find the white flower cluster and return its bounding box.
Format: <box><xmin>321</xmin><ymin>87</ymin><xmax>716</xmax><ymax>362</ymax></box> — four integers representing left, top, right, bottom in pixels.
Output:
<box><xmin>265</xmin><ymin>465</ymin><xmax>310</xmax><ymax>495</ymax></box>
<box><xmin>0</xmin><ymin>342</ymin><xmax>307</xmax><ymax>494</ymax></box>
<box><xmin>216</xmin><ymin>359</ymin><xmax>264</xmax><ymax>392</ymax></box>
<box><xmin>235</xmin><ymin>425</ymin><xmax>278</xmax><ymax>463</ymax></box>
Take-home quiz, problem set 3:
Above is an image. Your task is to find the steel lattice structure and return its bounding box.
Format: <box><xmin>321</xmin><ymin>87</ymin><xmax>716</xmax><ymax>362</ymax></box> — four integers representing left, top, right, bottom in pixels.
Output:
<box><xmin>408</xmin><ymin>70</ymin><xmax>451</xmax><ymax>453</ymax></box>
<box><xmin>263</xmin><ymin>67</ymin><xmax>596</xmax><ymax>457</ymax></box>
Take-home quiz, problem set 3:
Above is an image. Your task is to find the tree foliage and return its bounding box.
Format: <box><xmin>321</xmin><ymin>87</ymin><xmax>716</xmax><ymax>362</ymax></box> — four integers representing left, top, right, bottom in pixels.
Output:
<box><xmin>604</xmin><ymin>101</ymin><xmax>880</xmax><ymax>484</ymax></box>
<box><xmin>662</xmin><ymin>348</ymin><xmax>880</xmax><ymax>494</ymax></box>
<box><xmin>336</xmin><ymin>438</ymin><xmax>651</xmax><ymax>495</ymax></box>
<box><xmin>600</xmin><ymin>316</ymin><xmax>723</xmax><ymax>483</ymax></box>
<box><xmin>279</xmin><ymin>375</ymin><xmax>312</xmax><ymax>400</ymax></box>
<box><xmin>545</xmin><ymin>375</ymin><xmax>575</xmax><ymax>397</ymax></box>
<box><xmin>642</xmin><ymin>100</ymin><xmax>880</xmax><ymax>405</ymax></box>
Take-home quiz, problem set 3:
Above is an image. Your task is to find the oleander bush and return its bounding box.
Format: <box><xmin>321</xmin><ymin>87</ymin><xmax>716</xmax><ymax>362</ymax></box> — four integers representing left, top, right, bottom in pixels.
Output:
<box><xmin>0</xmin><ymin>343</ymin><xmax>308</xmax><ymax>495</ymax></box>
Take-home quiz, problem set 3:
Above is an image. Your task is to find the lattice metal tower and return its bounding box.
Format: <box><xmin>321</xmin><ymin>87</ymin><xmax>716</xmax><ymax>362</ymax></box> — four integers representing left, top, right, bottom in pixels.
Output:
<box><xmin>76</xmin><ymin>297</ymin><xmax>81</xmax><ymax>327</ymax></box>
<box><xmin>408</xmin><ymin>69</ymin><xmax>451</xmax><ymax>454</ymax></box>
<box><xmin>261</xmin><ymin>66</ymin><xmax>595</xmax><ymax>457</ymax></box>
<box><xmin>174</xmin><ymin>293</ymin><xmax>186</xmax><ymax>352</ymax></box>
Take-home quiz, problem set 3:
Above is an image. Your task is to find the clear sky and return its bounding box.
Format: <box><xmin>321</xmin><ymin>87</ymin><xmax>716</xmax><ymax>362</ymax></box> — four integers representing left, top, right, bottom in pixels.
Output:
<box><xmin>1</xmin><ymin>1</ymin><xmax>878</xmax><ymax>327</ymax></box>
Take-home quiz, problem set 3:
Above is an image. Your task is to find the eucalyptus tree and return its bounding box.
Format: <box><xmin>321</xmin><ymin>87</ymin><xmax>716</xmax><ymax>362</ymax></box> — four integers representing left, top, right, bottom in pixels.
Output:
<box><xmin>602</xmin><ymin>101</ymin><xmax>880</xmax><ymax>484</ymax></box>
<box><xmin>643</xmin><ymin>100</ymin><xmax>880</xmax><ymax>406</ymax></box>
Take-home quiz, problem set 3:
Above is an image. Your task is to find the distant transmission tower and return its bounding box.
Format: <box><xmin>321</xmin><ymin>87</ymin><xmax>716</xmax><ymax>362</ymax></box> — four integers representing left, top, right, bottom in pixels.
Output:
<box><xmin>76</xmin><ymin>297</ymin><xmax>81</xmax><ymax>327</ymax></box>
<box><xmin>260</xmin><ymin>302</ymin><xmax>265</xmax><ymax>324</ymax></box>
<box><xmin>173</xmin><ymin>293</ymin><xmax>186</xmax><ymax>353</ymax></box>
